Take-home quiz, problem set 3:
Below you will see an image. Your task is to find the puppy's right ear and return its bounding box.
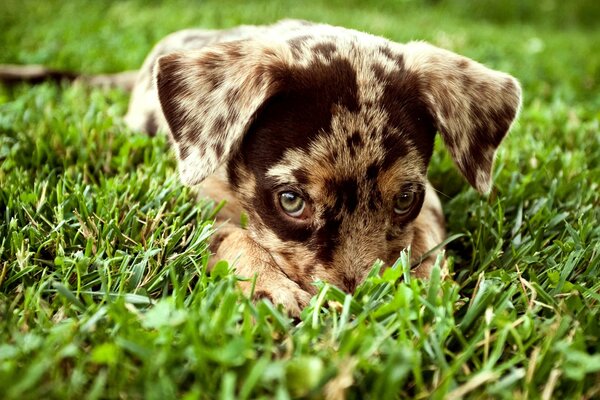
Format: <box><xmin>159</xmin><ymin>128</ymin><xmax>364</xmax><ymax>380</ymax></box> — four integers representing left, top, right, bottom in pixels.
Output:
<box><xmin>402</xmin><ymin>42</ymin><xmax>522</xmax><ymax>194</ymax></box>
<box><xmin>155</xmin><ymin>41</ymin><xmax>284</xmax><ymax>185</ymax></box>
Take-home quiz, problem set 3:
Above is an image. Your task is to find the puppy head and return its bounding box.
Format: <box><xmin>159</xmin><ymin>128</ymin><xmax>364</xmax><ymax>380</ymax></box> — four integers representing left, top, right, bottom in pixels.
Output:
<box><xmin>156</xmin><ymin>28</ymin><xmax>521</xmax><ymax>291</ymax></box>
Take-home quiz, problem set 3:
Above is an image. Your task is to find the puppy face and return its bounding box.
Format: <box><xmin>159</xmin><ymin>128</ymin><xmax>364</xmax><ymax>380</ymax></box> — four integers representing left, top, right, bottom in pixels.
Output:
<box><xmin>226</xmin><ymin>54</ymin><xmax>436</xmax><ymax>291</ymax></box>
<box><xmin>155</xmin><ymin>23</ymin><xmax>521</xmax><ymax>291</ymax></box>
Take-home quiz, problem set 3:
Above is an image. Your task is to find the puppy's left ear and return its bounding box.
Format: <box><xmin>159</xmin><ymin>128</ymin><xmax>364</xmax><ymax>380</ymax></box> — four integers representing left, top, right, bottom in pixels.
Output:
<box><xmin>403</xmin><ymin>42</ymin><xmax>522</xmax><ymax>194</ymax></box>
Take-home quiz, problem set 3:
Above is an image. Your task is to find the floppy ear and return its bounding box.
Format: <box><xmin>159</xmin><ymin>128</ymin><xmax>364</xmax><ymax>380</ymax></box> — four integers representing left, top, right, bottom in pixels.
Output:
<box><xmin>402</xmin><ymin>42</ymin><xmax>522</xmax><ymax>193</ymax></box>
<box><xmin>155</xmin><ymin>40</ymin><xmax>283</xmax><ymax>185</ymax></box>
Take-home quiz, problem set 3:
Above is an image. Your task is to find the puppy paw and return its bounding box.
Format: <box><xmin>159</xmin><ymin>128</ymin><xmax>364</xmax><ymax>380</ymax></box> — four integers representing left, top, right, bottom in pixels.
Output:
<box><xmin>244</xmin><ymin>277</ymin><xmax>312</xmax><ymax>317</ymax></box>
<box><xmin>210</xmin><ymin>224</ymin><xmax>313</xmax><ymax>317</ymax></box>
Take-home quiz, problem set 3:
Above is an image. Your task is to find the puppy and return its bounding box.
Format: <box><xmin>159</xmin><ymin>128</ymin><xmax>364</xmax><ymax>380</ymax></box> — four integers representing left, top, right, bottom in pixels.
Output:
<box><xmin>3</xmin><ymin>20</ymin><xmax>522</xmax><ymax>315</ymax></box>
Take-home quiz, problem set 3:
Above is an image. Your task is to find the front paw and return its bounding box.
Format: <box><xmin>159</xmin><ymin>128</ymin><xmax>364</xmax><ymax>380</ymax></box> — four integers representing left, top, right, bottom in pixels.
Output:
<box><xmin>241</xmin><ymin>277</ymin><xmax>312</xmax><ymax>317</ymax></box>
<box><xmin>210</xmin><ymin>224</ymin><xmax>313</xmax><ymax>317</ymax></box>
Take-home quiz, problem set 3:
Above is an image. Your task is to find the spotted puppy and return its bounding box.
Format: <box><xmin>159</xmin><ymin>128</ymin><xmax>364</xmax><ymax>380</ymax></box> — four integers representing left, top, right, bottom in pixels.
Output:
<box><xmin>6</xmin><ymin>20</ymin><xmax>521</xmax><ymax>314</ymax></box>
<box><xmin>122</xmin><ymin>19</ymin><xmax>523</xmax><ymax>314</ymax></box>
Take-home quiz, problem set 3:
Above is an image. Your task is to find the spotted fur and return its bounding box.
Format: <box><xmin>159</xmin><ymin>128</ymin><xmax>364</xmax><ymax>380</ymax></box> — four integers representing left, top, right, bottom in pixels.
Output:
<box><xmin>129</xmin><ymin>19</ymin><xmax>521</xmax><ymax>314</ymax></box>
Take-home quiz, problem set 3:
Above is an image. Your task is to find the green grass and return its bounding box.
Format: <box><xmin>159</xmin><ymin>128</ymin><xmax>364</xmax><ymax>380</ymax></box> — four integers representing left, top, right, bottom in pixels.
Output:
<box><xmin>1</xmin><ymin>0</ymin><xmax>599</xmax><ymax>398</ymax></box>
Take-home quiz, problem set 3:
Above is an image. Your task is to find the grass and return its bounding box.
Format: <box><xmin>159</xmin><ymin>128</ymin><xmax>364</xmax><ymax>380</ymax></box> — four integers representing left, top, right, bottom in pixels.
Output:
<box><xmin>0</xmin><ymin>0</ymin><xmax>599</xmax><ymax>398</ymax></box>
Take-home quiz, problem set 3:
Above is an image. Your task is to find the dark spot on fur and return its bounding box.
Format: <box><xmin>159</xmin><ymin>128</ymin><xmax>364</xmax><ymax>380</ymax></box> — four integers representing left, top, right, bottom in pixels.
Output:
<box><xmin>156</xmin><ymin>54</ymin><xmax>189</xmax><ymax>141</ymax></box>
<box><xmin>313</xmin><ymin>42</ymin><xmax>337</xmax><ymax>59</ymax></box>
<box><xmin>225</xmin><ymin>86</ymin><xmax>241</xmax><ymax>108</ymax></box>
<box><xmin>364</xmin><ymin>162</ymin><xmax>384</xmax><ymax>210</ymax></box>
<box><xmin>184</xmin><ymin>122</ymin><xmax>203</xmax><ymax>142</ymax></box>
<box><xmin>213</xmin><ymin>115</ymin><xmax>227</xmax><ymax>133</ymax></box>
<box><xmin>371</xmin><ymin>63</ymin><xmax>388</xmax><ymax>81</ymax></box>
<box><xmin>379</xmin><ymin>45</ymin><xmax>394</xmax><ymax>59</ymax></box>
<box><xmin>379</xmin><ymin>46</ymin><xmax>405</xmax><ymax>69</ymax></box>
<box><xmin>206</xmin><ymin>72</ymin><xmax>223</xmax><ymax>91</ymax></box>
<box><xmin>366</xmin><ymin>162</ymin><xmax>379</xmax><ymax>181</ymax></box>
<box><xmin>503</xmin><ymin>78</ymin><xmax>517</xmax><ymax>95</ymax></box>
<box><xmin>292</xmin><ymin>168</ymin><xmax>309</xmax><ymax>185</ymax></box>
<box><xmin>457</xmin><ymin>58</ymin><xmax>469</xmax><ymax>69</ymax></box>
<box><xmin>179</xmin><ymin>144</ymin><xmax>190</xmax><ymax>160</ymax></box>
<box><xmin>346</xmin><ymin>131</ymin><xmax>363</xmax><ymax>156</ymax></box>
<box><xmin>223</xmin><ymin>42</ymin><xmax>243</xmax><ymax>59</ymax></box>
<box><xmin>144</xmin><ymin>114</ymin><xmax>158</xmax><ymax>136</ymax></box>
<box><xmin>338</xmin><ymin>178</ymin><xmax>359</xmax><ymax>214</ymax></box>
<box><xmin>461</xmin><ymin>72</ymin><xmax>474</xmax><ymax>88</ymax></box>
<box><xmin>438</xmin><ymin>85</ymin><xmax>456</xmax><ymax>120</ymax></box>
<box><xmin>322</xmin><ymin>177</ymin><xmax>359</xmax><ymax>215</ymax></box>
<box><xmin>379</xmin><ymin>45</ymin><xmax>395</xmax><ymax>63</ymax></box>
<box><xmin>288</xmin><ymin>35</ymin><xmax>311</xmax><ymax>48</ymax></box>
<box><xmin>214</xmin><ymin>142</ymin><xmax>224</xmax><ymax>159</ymax></box>
<box><xmin>227</xmin><ymin>159</ymin><xmax>242</xmax><ymax>189</ymax></box>
<box><xmin>288</xmin><ymin>35</ymin><xmax>311</xmax><ymax>58</ymax></box>
<box><xmin>380</xmin><ymin>127</ymin><xmax>412</xmax><ymax>171</ymax></box>
<box><xmin>312</xmin><ymin>214</ymin><xmax>341</xmax><ymax>264</ymax></box>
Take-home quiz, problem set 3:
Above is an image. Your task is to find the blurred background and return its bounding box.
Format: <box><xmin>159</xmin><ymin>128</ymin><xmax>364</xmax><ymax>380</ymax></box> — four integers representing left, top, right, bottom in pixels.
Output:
<box><xmin>1</xmin><ymin>0</ymin><xmax>599</xmax><ymax>107</ymax></box>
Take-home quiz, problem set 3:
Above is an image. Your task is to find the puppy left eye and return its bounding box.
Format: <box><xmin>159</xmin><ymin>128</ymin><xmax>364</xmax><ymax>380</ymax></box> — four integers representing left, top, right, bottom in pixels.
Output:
<box><xmin>394</xmin><ymin>191</ymin><xmax>416</xmax><ymax>215</ymax></box>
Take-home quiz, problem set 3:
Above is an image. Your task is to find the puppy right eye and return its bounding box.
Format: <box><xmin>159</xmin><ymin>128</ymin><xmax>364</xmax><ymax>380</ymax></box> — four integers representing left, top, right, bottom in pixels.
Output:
<box><xmin>279</xmin><ymin>191</ymin><xmax>305</xmax><ymax>216</ymax></box>
<box><xmin>278</xmin><ymin>191</ymin><xmax>307</xmax><ymax>219</ymax></box>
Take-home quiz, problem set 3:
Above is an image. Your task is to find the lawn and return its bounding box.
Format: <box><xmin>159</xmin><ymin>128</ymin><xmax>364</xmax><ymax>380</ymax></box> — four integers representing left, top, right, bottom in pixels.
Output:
<box><xmin>0</xmin><ymin>0</ymin><xmax>599</xmax><ymax>398</ymax></box>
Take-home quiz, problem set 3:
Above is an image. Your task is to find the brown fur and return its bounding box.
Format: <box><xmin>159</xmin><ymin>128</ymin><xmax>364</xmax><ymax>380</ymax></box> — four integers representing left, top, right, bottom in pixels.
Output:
<box><xmin>0</xmin><ymin>20</ymin><xmax>521</xmax><ymax>315</ymax></box>
<box><xmin>145</xmin><ymin>20</ymin><xmax>522</xmax><ymax>314</ymax></box>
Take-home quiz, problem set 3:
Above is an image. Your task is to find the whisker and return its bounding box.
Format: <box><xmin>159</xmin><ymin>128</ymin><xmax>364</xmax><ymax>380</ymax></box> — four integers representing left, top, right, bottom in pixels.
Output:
<box><xmin>430</xmin><ymin>186</ymin><xmax>452</xmax><ymax>199</ymax></box>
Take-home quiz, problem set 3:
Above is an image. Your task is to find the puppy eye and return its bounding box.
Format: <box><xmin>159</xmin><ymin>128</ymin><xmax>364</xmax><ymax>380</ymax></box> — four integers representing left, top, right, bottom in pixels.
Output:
<box><xmin>394</xmin><ymin>191</ymin><xmax>416</xmax><ymax>215</ymax></box>
<box><xmin>278</xmin><ymin>191</ymin><xmax>306</xmax><ymax>218</ymax></box>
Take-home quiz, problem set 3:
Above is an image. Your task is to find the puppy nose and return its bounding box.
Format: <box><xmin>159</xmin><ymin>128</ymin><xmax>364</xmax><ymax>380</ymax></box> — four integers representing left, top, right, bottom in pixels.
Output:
<box><xmin>342</xmin><ymin>275</ymin><xmax>358</xmax><ymax>292</ymax></box>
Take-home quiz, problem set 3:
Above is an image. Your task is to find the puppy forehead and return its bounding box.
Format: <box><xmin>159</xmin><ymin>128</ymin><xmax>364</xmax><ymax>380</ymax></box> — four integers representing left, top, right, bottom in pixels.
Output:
<box><xmin>240</xmin><ymin>33</ymin><xmax>435</xmax><ymax>179</ymax></box>
<box><xmin>267</xmin><ymin>143</ymin><xmax>426</xmax><ymax>198</ymax></box>
<box><xmin>250</xmin><ymin>102</ymin><xmax>429</xmax><ymax>199</ymax></box>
